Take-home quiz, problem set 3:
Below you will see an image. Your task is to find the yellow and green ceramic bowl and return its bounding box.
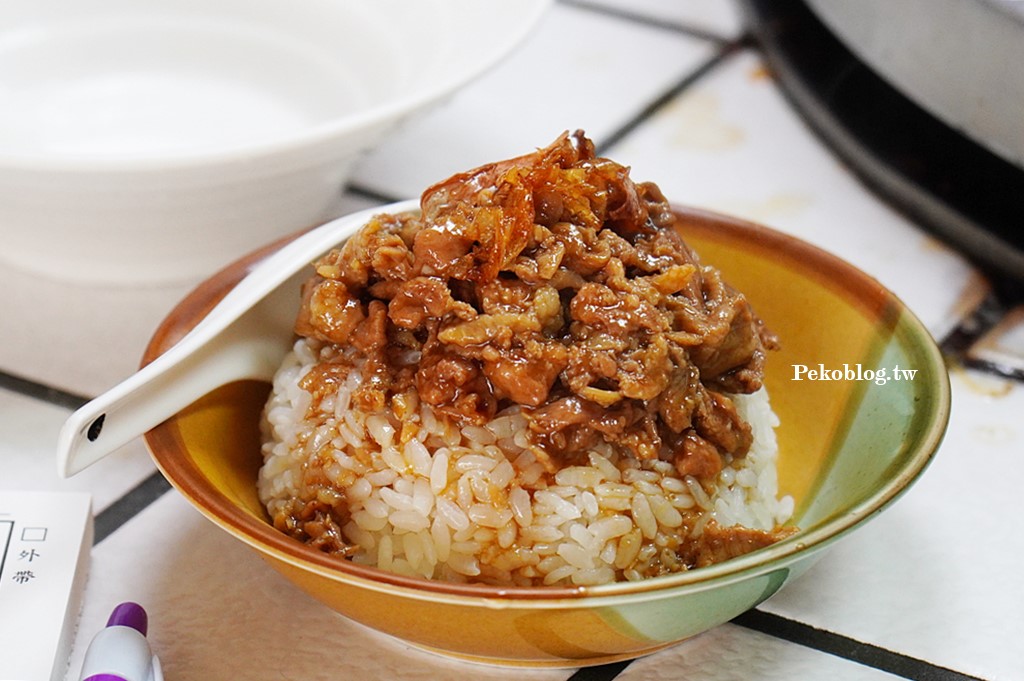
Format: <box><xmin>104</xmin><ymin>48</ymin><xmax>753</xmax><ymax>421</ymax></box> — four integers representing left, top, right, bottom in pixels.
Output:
<box><xmin>144</xmin><ymin>205</ymin><xmax>950</xmax><ymax>667</ymax></box>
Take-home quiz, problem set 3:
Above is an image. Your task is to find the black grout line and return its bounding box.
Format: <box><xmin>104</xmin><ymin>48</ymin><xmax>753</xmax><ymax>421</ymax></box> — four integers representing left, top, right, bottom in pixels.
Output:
<box><xmin>595</xmin><ymin>41</ymin><xmax>743</xmax><ymax>158</ymax></box>
<box><xmin>345</xmin><ymin>182</ymin><xmax>405</xmax><ymax>206</ymax></box>
<box><xmin>558</xmin><ymin>0</ymin><xmax>733</xmax><ymax>45</ymax></box>
<box><xmin>566</xmin><ymin>660</ymin><xmax>633</xmax><ymax>681</ymax></box>
<box><xmin>0</xmin><ymin>369</ymin><xmax>89</xmax><ymax>411</ymax></box>
<box><xmin>93</xmin><ymin>471</ymin><xmax>173</xmax><ymax>545</ymax></box>
<box><xmin>939</xmin><ymin>293</ymin><xmax>1024</xmax><ymax>383</ymax></box>
<box><xmin>733</xmin><ymin>610</ymin><xmax>987</xmax><ymax>681</ymax></box>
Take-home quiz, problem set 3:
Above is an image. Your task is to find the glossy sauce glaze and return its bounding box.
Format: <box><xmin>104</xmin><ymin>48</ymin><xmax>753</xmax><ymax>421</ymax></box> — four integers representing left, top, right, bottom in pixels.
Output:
<box><xmin>295</xmin><ymin>131</ymin><xmax>778</xmax><ymax>485</ymax></box>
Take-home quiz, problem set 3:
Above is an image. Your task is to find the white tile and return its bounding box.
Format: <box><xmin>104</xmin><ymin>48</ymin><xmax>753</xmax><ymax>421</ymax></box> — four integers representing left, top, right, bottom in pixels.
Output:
<box><xmin>0</xmin><ymin>388</ymin><xmax>154</xmax><ymax>513</ymax></box>
<box><xmin>66</xmin><ymin>492</ymin><xmax>573</xmax><ymax>681</ymax></box>
<box><xmin>0</xmin><ymin>273</ymin><xmax>193</xmax><ymax>398</ymax></box>
<box><xmin>576</xmin><ymin>0</ymin><xmax>745</xmax><ymax>38</ymax></box>
<box><xmin>351</xmin><ymin>3</ymin><xmax>718</xmax><ymax>200</ymax></box>
<box><xmin>0</xmin><ymin>193</ymin><xmax>381</xmax><ymax>397</ymax></box>
<box><xmin>762</xmin><ymin>370</ymin><xmax>1024</xmax><ymax>681</ymax></box>
<box><xmin>619</xmin><ymin>624</ymin><xmax>901</xmax><ymax>680</ymax></box>
<box><xmin>606</xmin><ymin>49</ymin><xmax>986</xmax><ymax>339</ymax></box>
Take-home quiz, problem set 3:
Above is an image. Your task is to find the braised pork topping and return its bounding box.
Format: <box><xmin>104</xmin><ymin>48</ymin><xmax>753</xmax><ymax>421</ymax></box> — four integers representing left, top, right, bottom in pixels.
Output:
<box><xmin>294</xmin><ymin>131</ymin><xmax>778</xmax><ymax>482</ymax></box>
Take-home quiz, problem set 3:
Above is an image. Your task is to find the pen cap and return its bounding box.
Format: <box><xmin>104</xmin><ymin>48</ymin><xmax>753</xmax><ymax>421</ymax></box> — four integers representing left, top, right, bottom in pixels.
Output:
<box><xmin>80</xmin><ymin>613</ymin><xmax>154</xmax><ymax>681</ymax></box>
<box><xmin>106</xmin><ymin>602</ymin><xmax>148</xmax><ymax>635</ymax></box>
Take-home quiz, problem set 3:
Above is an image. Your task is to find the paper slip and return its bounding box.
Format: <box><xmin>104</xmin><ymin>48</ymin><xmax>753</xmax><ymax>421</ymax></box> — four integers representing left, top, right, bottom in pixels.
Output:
<box><xmin>0</xmin><ymin>492</ymin><xmax>92</xmax><ymax>681</ymax></box>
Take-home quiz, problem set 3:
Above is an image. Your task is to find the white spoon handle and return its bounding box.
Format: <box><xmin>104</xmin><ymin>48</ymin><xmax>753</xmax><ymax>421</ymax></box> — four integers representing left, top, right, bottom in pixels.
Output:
<box><xmin>55</xmin><ymin>201</ymin><xmax>416</xmax><ymax>478</ymax></box>
<box><xmin>56</xmin><ymin>320</ymin><xmax>280</xmax><ymax>477</ymax></box>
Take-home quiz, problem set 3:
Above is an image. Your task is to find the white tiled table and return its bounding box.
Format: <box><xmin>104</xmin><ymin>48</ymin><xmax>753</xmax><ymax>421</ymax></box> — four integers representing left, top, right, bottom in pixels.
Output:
<box><xmin>2</xmin><ymin>2</ymin><xmax>1021</xmax><ymax>680</ymax></box>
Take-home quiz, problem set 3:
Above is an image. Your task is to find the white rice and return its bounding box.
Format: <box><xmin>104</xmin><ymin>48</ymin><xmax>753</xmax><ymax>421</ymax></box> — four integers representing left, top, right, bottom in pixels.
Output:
<box><xmin>258</xmin><ymin>338</ymin><xmax>794</xmax><ymax>587</ymax></box>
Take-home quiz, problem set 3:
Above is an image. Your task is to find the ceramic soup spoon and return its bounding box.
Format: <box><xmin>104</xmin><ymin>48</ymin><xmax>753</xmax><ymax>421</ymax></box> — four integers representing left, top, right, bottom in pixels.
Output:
<box><xmin>57</xmin><ymin>200</ymin><xmax>418</xmax><ymax>477</ymax></box>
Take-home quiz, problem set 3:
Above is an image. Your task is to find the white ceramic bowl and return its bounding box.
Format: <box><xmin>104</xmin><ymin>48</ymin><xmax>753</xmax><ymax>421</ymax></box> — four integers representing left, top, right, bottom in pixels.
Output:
<box><xmin>0</xmin><ymin>0</ymin><xmax>549</xmax><ymax>284</ymax></box>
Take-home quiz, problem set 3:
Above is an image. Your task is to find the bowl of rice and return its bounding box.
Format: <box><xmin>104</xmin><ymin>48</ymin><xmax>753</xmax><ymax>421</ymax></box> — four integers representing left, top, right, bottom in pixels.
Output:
<box><xmin>143</xmin><ymin>133</ymin><xmax>950</xmax><ymax>667</ymax></box>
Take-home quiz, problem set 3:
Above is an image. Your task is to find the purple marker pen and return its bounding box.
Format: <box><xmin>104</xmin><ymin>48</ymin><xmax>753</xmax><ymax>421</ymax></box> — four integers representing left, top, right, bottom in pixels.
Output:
<box><xmin>78</xmin><ymin>602</ymin><xmax>163</xmax><ymax>681</ymax></box>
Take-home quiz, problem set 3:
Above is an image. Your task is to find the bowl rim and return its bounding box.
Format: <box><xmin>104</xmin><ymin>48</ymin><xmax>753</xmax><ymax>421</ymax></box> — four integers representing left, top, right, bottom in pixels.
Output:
<box><xmin>0</xmin><ymin>0</ymin><xmax>551</xmax><ymax>173</ymax></box>
<box><xmin>144</xmin><ymin>202</ymin><xmax>951</xmax><ymax>604</ymax></box>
